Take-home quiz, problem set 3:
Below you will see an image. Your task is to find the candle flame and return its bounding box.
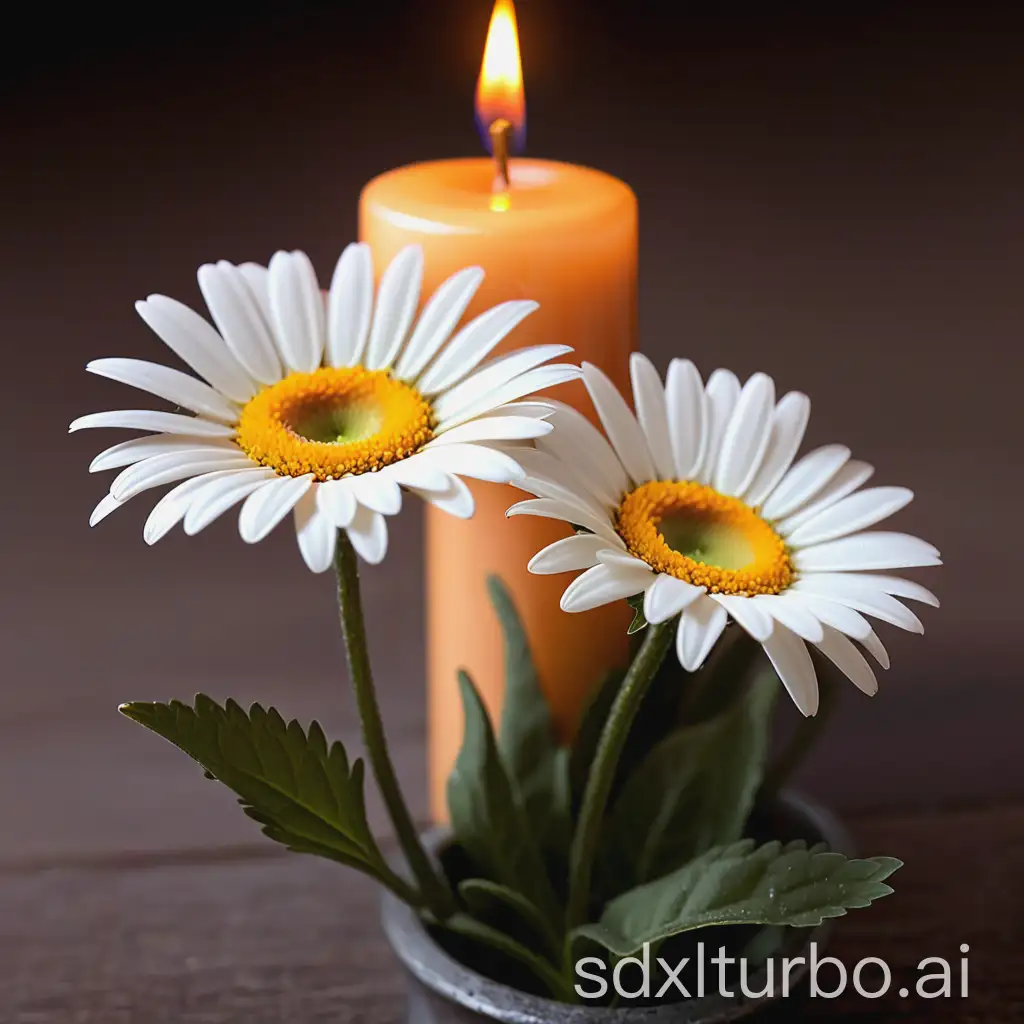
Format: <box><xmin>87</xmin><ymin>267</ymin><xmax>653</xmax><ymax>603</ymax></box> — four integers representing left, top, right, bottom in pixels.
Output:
<box><xmin>475</xmin><ymin>0</ymin><xmax>526</xmax><ymax>155</ymax></box>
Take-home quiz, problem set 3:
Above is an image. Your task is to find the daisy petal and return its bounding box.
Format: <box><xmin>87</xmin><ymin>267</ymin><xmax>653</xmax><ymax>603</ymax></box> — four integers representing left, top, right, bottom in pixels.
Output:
<box><xmin>90</xmin><ymin>493</ymin><xmax>123</xmax><ymax>527</ymax></box>
<box><xmin>860</xmin><ymin>630</ymin><xmax>891</xmax><ymax>669</ymax></box>
<box><xmin>776</xmin><ymin>460</ymin><xmax>875</xmax><ymax>535</ymax></box>
<box><xmin>418</xmin><ymin>474</ymin><xmax>475</xmax><ymax>519</ymax></box>
<box><xmin>349</xmin><ymin>472</ymin><xmax>403</xmax><ymax>516</ymax></box>
<box><xmin>429</xmin><ymin>416</ymin><xmax>552</xmax><ymax>446</ymax></box>
<box><xmin>506</xmin><ymin>497</ymin><xmax>620</xmax><ymax>545</ymax></box>
<box><xmin>786</xmin><ymin>591</ymin><xmax>872</xmax><ymax>640</ymax></box>
<box><xmin>433</xmin><ymin>345</ymin><xmax>573</xmax><ymax>424</ymax></box>
<box><xmin>630</xmin><ymin>353</ymin><xmax>675</xmax><ymax>480</ymax></box>
<box><xmin>537</xmin><ymin>401</ymin><xmax>629</xmax><ymax>508</ymax></box>
<box><xmin>293</xmin><ymin>488</ymin><xmax>338</xmax><ymax>573</ymax></box>
<box><xmin>665</xmin><ymin>358</ymin><xmax>707</xmax><ymax>480</ymax></box>
<box><xmin>144</xmin><ymin>473</ymin><xmax>228</xmax><ymax>545</ymax></box>
<box><xmin>111</xmin><ymin>450</ymin><xmax>253</xmax><ymax>501</ymax></box>
<box><xmin>385</xmin><ymin>458</ymin><xmax>451</xmax><ymax>494</ymax></box>
<box><xmin>743</xmin><ymin>392</ymin><xmax>811</xmax><ymax>507</ymax></box>
<box><xmin>516</xmin><ymin>475</ymin><xmax>611</xmax><ymax>522</ymax></box>
<box><xmin>482</xmin><ymin>400</ymin><xmax>556</xmax><ymax>421</ymax></box>
<box><xmin>560</xmin><ymin>562</ymin><xmax>653</xmax><ymax>614</ymax></box>
<box><xmin>509</xmin><ymin>443</ymin><xmax>587</xmax><ymax>485</ymax></box>
<box><xmin>239</xmin><ymin>474</ymin><xmax>313</xmax><ymax>544</ymax></box>
<box><xmin>136</xmin><ymin>295</ymin><xmax>256</xmax><ymax>403</ymax></box>
<box><xmin>713</xmin><ymin>593</ymin><xmax>775</xmax><ymax>641</ymax></box>
<box><xmin>418</xmin><ymin>442</ymin><xmax>525</xmax><ymax>484</ymax></box>
<box><xmin>238</xmin><ymin>263</ymin><xmax>271</xmax><ymax>322</ymax></box>
<box><xmin>793</xmin><ymin>532</ymin><xmax>940</xmax><ymax>573</ymax></box>
<box><xmin>699</xmin><ymin>369</ymin><xmax>741</xmax><ymax>484</ymax></box>
<box><xmin>441</xmin><ymin>364</ymin><xmax>582</xmax><ymax>429</ymax></box>
<box><xmin>510</xmin><ymin>447</ymin><xmax>606</xmax><ymax>512</ymax></box>
<box><xmin>345</xmin><ymin>504</ymin><xmax>389</xmax><ymax>564</ymax></box>
<box><xmin>714</xmin><ymin>372</ymin><xmax>775</xmax><ymax>497</ymax></box>
<box><xmin>786</xmin><ymin>486</ymin><xmax>914</xmax><ymax>547</ymax></box>
<box><xmin>792</xmin><ymin>574</ymin><xmax>926</xmax><ymax>632</ymax></box>
<box><xmin>596</xmin><ymin>548</ymin><xmax>655</xmax><ymax>574</ymax></box>
<box><xmin>69</xmin><ymin>410</ymin><xmax>235</xmax><ymax>438</ymax></box>
<box><xmin>395</xmin><ymin>266</ymin><xmax>485</xmax><ymax>381</ymax></box>
<box><xmin>753</xmin><ymin>593</ymin><xmax>824</xmax><ymax>643</ymax></box>
<box><xmin>643</xmin><ymin>573</ymin><xmax>705</xmax><ymax>623</ymax></box>
<box><xmin>365</xmin><ymin>245</ymin><xmax>423</xmax><ymax>371</ymax></box>
<box><xmin>417</xmin><ymin>300</ymin><xmax>538</xmax><ymax>395</ymax></box>
<box><xmin>317</xmin><ymin>479</ymin><xmax>359</xmax><ymax>528</ymax></box>
<box><xmin>761</xmin><ymin>444</ymin><xmax>851</xmax><ymax>521</ymax></box>
<box><xmin>815</xmin><ymin>626</ymin><xmax>879</xmax><ymax>696</ymax></box>
<box><xmin>86</xmin><ymin>358</ymin><xmax>239</xmax><ymax>424</ymax></box>
<box><xmin>183</xmin><ymin>468</ymin><xmax>278</xmax><ymax>536</ymax></box>
<box><xmin>583</xmin><ymin>362</ymin><xmax>656</xmax><ymax>485</ymax></box>
<box><xmin>197</xmin><ymin>261</ymin><xmax>283</xmax><ymax>385</ymax></box>
<box><xmin>327</xmin><ymin>243</ymin><xmax>374</xmax><ymax>368</ymax></box>
<box><xmin>528</xmin><ymin>534</ymin><xmax>607</xmax><ymax>575</ymax></box>
<box><xmin>762</xmin><ymin>624</ymin><xmax>820</xmax><ymax>717</ymax></box>
<box><xmin>90</xmin><ymin>436</ymin><xmax>234</xmax><ymax>474</ymax></box>
<box><xmin>676</xmin><ymin>595</ymin><xmax>729</xmax><ymax>672</ymax></box>
<box><xmin>866</xmin><ymin>575</ymin><xmax>939</xmax><ymax>607</ymax></box>
<box><xmin>268</xmin><ymin>251</ymin><xmax>325</xmax><ymax>374</ymax></box>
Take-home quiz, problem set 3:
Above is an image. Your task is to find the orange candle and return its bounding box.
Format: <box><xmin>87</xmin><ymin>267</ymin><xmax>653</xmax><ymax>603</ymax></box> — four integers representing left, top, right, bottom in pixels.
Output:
<box><xmin>358</xmin><ymin>0</ymin><xmax>635</xmax><ymax>820</ymax></box>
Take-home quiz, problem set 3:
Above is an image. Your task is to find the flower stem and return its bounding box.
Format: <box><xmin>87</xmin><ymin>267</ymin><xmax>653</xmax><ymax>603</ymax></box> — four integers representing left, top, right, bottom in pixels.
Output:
<box><xmin>565</xmin><ymin>620</ymin><xmax>675</xmax><ymax>934</ymax></box>
<box><xmin>333</xmin><ymin>531</ymin><xmax>454</xmax><ymax>918</ymax></box>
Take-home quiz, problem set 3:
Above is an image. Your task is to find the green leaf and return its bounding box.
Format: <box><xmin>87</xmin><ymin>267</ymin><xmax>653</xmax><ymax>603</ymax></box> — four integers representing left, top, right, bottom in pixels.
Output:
<box><xmin>446</xmin><ymin>670</ymin><xmax>560</xmax><ymax>924</ymax></box>
<box><xmin>574</xmin><ymin>839</ymin><xmax>902</xmax><ymax>957</ymax></box>
<box><xmin>488</xmin><ymin>576</ymin><xmax>567</xmax><ymax>853</ymax></box>
<box><xmin>550</xmin><ymin>747</ymin><xmax>572</xmax><ymax>849</ymax></box>
<box><xmin>626</xmin><ymin>593</ymin><xmax>648</xmax><ymax>635</ymax></box>
<box><xmin>458</xmin><ymin>878</ymin><xmax>561</xmax><ymax>960</ymax></box>
<box><xmin>119</xmin><ymin>696</ymin><xmax>389</xmax><ymax>880</ymax></box>
<box><xmin>600</xmin><ymin>670</ymin><xmax>779</xmax><ymax>893</ymax></box>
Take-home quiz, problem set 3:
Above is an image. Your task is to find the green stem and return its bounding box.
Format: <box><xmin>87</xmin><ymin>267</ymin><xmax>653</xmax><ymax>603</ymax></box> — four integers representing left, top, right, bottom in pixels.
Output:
<box><xmin>435</xmin><ymin>913</ymin><xmax>575</xmax><ymax>1002</ymax></box>
<box><xmin>333</xmin><ymin>531</ymin><xmax>455</xmax><ymax>918</ymax></box>
<box><xmin>368</xmin><ymin>859</ymin><xmax>424</xmax><ymax>908</ymax></box>
<box><xmin>565</xmin><ymin>620</ymin><xmax>675</xmax><ymax>935</ymax></box>
<box><xmin>761</xmin><ymin>672</ymin><xmax>840</xmax><ymax>799</ymax></box>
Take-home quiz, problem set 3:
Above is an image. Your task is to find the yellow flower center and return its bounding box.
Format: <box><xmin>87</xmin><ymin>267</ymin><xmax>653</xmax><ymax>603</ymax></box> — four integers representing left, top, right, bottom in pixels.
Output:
<box><xmin>615</xmin><ymin>480</ymin><xmax>793</xmax><ymax>596</ymax></box>
<box><xmin>235</xmin><ymin>367</ymin><xmax>435</xmax><ymax>482</ymax></box>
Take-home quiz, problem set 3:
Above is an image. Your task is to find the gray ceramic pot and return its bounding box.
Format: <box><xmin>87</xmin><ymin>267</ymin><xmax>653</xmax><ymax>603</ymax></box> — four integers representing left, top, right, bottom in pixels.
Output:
<box><xmin>382</xmin><ymin>791</ymin><xmax>852</xmax><ymax>1024</ymax></box>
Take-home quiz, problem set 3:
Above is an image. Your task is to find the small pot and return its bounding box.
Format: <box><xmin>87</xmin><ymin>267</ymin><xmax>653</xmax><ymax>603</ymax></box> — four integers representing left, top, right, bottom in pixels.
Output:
<box><xmin>382</xmin><ymin>791</ymin><xmax>852</xmax><ymax>1024</ymax></box>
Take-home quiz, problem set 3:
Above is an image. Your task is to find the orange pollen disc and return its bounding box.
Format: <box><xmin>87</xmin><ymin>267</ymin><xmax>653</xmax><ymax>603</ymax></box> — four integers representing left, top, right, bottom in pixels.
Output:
<box><xmin>234</xmin><ymin>367</ymin><xmax>435</xmax><ymax>482</ymax></box>
<box><xmin>615</xmin><ymin>479</ymin><xmax>793</xmax><ymax>596</ymax></box>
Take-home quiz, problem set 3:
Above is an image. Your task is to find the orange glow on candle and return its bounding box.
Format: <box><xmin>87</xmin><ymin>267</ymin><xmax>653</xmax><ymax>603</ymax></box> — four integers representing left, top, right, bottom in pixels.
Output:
<box><xmin>475</xmin><ymin>0</ymin><xmax>526</xmax><ymax>154</ymax></box>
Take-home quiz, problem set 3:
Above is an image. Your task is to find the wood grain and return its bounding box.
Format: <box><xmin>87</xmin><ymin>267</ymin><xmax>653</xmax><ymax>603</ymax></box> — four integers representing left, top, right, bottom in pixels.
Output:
<box><xmin>2</xmin><ymin>804</ymin><xmax>1020</xmax><ymax>1022</ymax></box>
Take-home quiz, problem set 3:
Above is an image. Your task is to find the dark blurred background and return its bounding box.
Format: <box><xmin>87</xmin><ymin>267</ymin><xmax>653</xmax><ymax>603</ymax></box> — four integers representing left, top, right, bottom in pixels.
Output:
<box><xmin>2</xmin><ymin>1</ymin><xmax>1022</xmax><ymax>867</ymax></box>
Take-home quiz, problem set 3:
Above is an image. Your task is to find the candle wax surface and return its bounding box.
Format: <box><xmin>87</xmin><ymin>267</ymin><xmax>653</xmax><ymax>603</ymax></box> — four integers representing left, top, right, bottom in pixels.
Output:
<box><xmin>360</xmin><ymin>157</ymin><xmax>637</xmax><ymax>821</ymax></box>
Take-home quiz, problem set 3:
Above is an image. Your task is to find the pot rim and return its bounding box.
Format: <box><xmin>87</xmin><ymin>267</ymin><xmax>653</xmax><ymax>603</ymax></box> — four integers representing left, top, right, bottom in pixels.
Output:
<box><xmin>381</xmin><ymin>790</ymin><xmax>853</xmax><ymax>1022</ymax></box>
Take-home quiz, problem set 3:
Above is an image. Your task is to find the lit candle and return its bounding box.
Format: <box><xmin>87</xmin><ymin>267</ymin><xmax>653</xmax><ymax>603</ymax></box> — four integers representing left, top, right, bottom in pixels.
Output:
<box><xmin>359</xmin><ymin>0</ymin><xmax>636</xmax><ymax>820</ymax></box>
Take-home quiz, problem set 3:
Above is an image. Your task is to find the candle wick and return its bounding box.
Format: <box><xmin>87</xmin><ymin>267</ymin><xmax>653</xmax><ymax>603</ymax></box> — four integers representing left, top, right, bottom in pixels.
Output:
<box><xmin>488</xmin><ymin>118</ymin><xmax>512</xmax><ymax>191</ymax></box>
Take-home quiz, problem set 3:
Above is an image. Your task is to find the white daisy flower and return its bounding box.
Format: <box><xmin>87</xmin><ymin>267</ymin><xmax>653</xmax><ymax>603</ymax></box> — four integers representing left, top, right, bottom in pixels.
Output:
<box><xmin>73</xmin><ymin>244</ymin><xmax>579</xmax><ymax>571</ymax></box>
<box><xmin>508</xmin><ymin>356</ymin><xmax>940</xmax><ymax>716</ymax></box>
